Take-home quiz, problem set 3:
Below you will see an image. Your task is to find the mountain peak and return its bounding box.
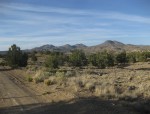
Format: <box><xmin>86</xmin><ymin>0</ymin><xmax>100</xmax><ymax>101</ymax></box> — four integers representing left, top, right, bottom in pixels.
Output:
<box><xmin>42</xmin><ymin>44</ymin><xmax>55</xmax><ymax>47</ymax></box>
<box><xmin>61</xmin><ymin>44</ymin><xmax>72</xmax><ymax>47</ymax></box>
<box><xmin>102</xmin><ymin>40</ymin><xmax>125</xmax><ymax>46</ymax></box>
<box><xmin>103</xmin><ymin>40</ymin><xmax>115</xmax><ymax>44</ymax></box>
<box><xmin>74</xmin><ymin>43</ymin><xmax>87</xmax><ymax>47</ymax></box>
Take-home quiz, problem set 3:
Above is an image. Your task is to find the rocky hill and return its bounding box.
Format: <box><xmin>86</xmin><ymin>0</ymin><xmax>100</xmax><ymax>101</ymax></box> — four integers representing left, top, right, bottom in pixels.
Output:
<box><xmin>30</xmin><ymin>43</ymin><xmax>87</xmax><ymax>52</ymax></box>
<box><xmin>29</xmin><ymin>40</ymin><xmax>150</xmax><ymax>53</ymax></box>
<box><xmin>85</xmin><ymin>40</ymin><xmax>150</xmax><ymax>53</ymax></box>
<box><xmin>1</xmin><ymin>40</ymin><xmax>150</xmax><ymax>54</ymax></box>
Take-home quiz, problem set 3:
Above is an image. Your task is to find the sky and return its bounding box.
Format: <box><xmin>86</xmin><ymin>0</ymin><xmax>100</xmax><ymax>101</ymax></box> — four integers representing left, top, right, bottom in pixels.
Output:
<box><xmin>0</xmin><ymin>0</ymin><xmax>150</xmax><ymax>51</ymax></box>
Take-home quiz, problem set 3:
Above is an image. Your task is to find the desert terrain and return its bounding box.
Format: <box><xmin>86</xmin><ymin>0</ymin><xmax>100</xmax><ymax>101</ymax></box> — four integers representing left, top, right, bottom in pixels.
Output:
<box><xmin>0</xmin><ymin>62</ymin><xmax>150</xmax><ymax>114</ymax></box>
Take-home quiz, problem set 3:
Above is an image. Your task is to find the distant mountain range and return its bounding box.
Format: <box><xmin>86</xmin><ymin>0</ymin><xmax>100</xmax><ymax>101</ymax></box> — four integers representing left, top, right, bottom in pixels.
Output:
<box><xmin>29</xmin><ymin>43</ymin><xmax>87</xmax><ymax>52</ymax></box>
<box><xmin>0</xmin><ymin>40</ymin><xmax>150</xmax><ymax>54</ymax></box>
<box><xmin>29</xmin><ymin>40</ymin><xmax>150</xmax><ymax>53</ymax></box>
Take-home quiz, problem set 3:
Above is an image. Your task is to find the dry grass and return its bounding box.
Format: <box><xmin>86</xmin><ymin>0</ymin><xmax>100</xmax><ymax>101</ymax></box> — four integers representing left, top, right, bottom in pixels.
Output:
<box><xmin>26</xmin><ymin>62</ymin><xmax>150</xmax><ymax>100</ymax></box>
<box><xmin>33</xmin><ymin>70</ymin><xmax>50</xmax><ymax>83</ymax></box>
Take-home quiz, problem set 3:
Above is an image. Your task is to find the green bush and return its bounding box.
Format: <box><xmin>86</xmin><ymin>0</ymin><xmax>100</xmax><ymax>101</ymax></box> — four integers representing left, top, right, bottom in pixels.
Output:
<box><xmin>55</xmin><ymin>71</ymin><xmax>65</xmax><ymax>77</ymax></box>
<box><xmin>96</xmin><ymin>53</ymin><xmax>106</xmax><ymax>69</ymax></box>
<box><xmin>45</xmin><ymin>52</ymin><xmax>65</xmax><ymax>69</ymax></box>
<box><xmin>127</xmin><ymin>53</ymin><xmax>136</xmax><ymax>63</ymax></box>
<box><xmin>65</xmin><ymin>70</ymin><xmax>76</xmax><ymax>77</ymax></box>
<box><xmin>88</xmin><ymin>54</ymin><xmax>97</xmax><ymax>66</ymax></box>
<box><xmin>33</xmin><ymin>70</ymin><xmax>50</xmax><ymax>83</ymax></box>
<box><xmin>69</xmin><ymin>50</ymin><xmax>87</xmax><ymax>67</ymax></box>
<box><xmin>137</xmin><ymin>52</ymin><xmax>149</xmax><ymax>62</ymax></box>
<box><xmin>31</xmin><ymin>52</ymin><xmax>37</xmax><ymax>61</ymax></box>
<box><xmin>45</xmin><ymin>55</ymin><xmax>58</xmax><ymax>69</ymax></box>
<box><xmin>27</xmin><ymin>76</ymin><xmax>33</xmax><ymax>82</ymax></box>
<box><xmin>88</xmin><ymin>51</ymin><xmax>114</xmax><ymax>68</ymax></box>
<box><xmin>34</xmin><ymin>77</ymin><xmax>44</xmax><ymax>83</ymax></box>
<box><xmin>115</xmin><ymin>51</ymin><xmax>127</xmax><ymax>64</ymax></box>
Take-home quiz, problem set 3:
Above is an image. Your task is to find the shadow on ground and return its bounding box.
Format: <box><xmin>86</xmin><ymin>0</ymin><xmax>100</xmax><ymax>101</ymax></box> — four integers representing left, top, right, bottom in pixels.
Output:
<box><xmin>135</xmin><ymin>68</ymin><xmax>150</xmax><ymax>71</ymax></box>
<box><xmin>0</xmin><ymin>97</ymin><xmax>150</xmax><ymax>114</ymax></box>
<box><xmin>0</xmin><ymin>68</ymin><xmax>12</xmax><ymax>72</ymax></box>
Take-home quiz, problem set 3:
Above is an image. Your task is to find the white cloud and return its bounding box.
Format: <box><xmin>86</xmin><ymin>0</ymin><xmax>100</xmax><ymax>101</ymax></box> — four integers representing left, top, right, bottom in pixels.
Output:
<box><xmin>1</xmin><ymin>3</ymin><xmax>150</xmax><ymax>24</ymax></box>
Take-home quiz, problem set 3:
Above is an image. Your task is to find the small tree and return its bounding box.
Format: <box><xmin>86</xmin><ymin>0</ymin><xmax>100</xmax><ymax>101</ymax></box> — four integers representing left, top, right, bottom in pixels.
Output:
<box><xmin>31</xmin><ymin>52</ymin><xmax>37</xmax><ymax>62</ymax></box>
<box><xmin>88</xmin><ymin>51</ymin><xmax>114</xmax><ymax>68</ymax></box>
<box><xmin>69</xmin><ymin>50</ymin><xmax>87</xmax><ymax>67</ymax></box>
<box><xmin>96</xmin><ymin>53</ymin><xmax>106</xmax><ymax>69</ymax></box>
<box><xmin>6</xmin><ymin>44</ymin><xmax>28</xmax><ymax>68</ymax></box>
<box><xmin>137</xmin><ymin>51</ymin><xmax>150</xmax><ymax>62</ymax></box>
<box><xmin>19</xmin><ymin>53</ymin><xmax>28</xmax><ymax>67</ymax></box>
<box><xmin>115</xmin><ymin>51</ymin><xmax>127</xmax><ymax>64</ymax></box>
<box><xmin>45</xmin><ymin>55</ymin><xmax>59</xmax><ymax>69</ymax></box>
<box><xmin>105</xmin><ymin>52</ymin><xmax>114</xmax><ymax>67</ymax></box>
<box><xmin>127</xmin><ymin>52</ymin><xmax>136</xmax><ymax>63</ymax></box>
<box><xmin>88</xmin><ymin>54</ymin><xmax>97</xmax><ymax>66</ymax></box>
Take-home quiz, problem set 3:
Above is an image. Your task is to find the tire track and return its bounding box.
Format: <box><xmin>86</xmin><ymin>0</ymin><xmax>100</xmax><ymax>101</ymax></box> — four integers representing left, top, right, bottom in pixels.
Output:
<box><xmin>3</xmin><ymin>70</ymin><xmax>44</xmax><ymax>101</ymax></box>
<box><xmin>0</xmin><ymin>72</ymin><xmax>25</xmax><ymax>114</ymax></box>
<box><xmin>0</xmin><ymin>68</ymin><xmax>46</xmax><ymax>114</ymax></box>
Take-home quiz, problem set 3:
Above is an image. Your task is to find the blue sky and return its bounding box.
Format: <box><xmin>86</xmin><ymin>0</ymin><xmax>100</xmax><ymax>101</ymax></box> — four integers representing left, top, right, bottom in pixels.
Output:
<box><xmin>0</xmin><ymin>0</ymin><xmax>150</xmax><ymax>50</ymax></box>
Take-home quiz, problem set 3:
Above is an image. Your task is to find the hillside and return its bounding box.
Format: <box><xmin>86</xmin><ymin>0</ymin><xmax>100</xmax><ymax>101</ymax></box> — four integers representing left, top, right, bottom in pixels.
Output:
<box><xmin>30</xmin><ymin>43</ymin><xmax>87</xmax><ymax>52</ymax></box>
<box><xmin>30</xmin><ymin>40</ymin><xmax>150</xmax><ymax>53</ymax></box>
<box><xmin>85</xmin><ymin>40</ymin><xmax>150</xmax><ymax>53</ymax></box>
<box><xmin>0</xmin><ymin>40</ymin><xmax>150</xmax><ymax>54</ymax></box>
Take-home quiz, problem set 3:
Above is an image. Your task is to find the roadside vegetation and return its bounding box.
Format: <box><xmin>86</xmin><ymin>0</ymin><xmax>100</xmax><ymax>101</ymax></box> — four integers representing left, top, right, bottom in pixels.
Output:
<box><xmin>43</xmin><ymin>50</ymin><xmax>150</xmax><ymax>69</ymax></box>
<box><xmin>22</xmin><ymin>48</ymin><xmax>150</xmax><ymax>100</ymax></box>
<box><xmin>1</xmin><ymin>44</ymin><xmax>150</xmax><ymax>101</ymax></box>
<box><xmin>2</xmin><ymin>44</ymin><xmax>150</xmax><ymax>69</ymax></box>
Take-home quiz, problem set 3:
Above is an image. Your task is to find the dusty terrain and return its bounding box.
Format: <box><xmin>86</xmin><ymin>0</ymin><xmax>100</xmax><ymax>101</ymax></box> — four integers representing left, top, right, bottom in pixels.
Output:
<box><xmin>0</xmin><ymin>63</ymin><xmax>150</xmax><ymax>114</ymax></box>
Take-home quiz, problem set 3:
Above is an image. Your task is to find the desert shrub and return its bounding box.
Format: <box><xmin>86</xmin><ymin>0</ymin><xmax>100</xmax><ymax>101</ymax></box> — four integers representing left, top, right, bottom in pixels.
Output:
<box><xmin>33</xmin><ymin>70</ymin><xmax>50</xmax><ymax>83</ymax></box>
<box><xmin>95</xmin><ymin>84</ymin><xmax>116</xmax><ymax>99</ymax></box>
<box><xmin>44</xmin><ymin>79</ymin><xmax>55</xmax><ymax>86</ymax></box>
<box><xmin>96</xmin><ymin>54</ymin><xmax>106</xmax><ymax>68</ymax></box>
<box><xmin>85</xmin><ymin>82</ymin><xmax>96</xmax><ymax>92</ymax></box>
<box><xmin>73</xmin><ymin>80</ymin><xmax>85</xmax><ymax>92</ymax></box>
<box><xmin>55</xmin><ymin>71</ymin><xmax>65</xmax><ymax>77</ymax></box>
<box><xmin>88</xmin><ymin>51</ymin><xmax>114</xmax><ymax>68</ymax></box>
<box><xmin>27</xmin><ymin>76</ymin><xmax>33</xmax><ymax>82</ymax></box>
<box><xmin>45</xmin><ymin>55</ymin><xmax>59</xmax><ymax>69</ymax></box>
<box><xmin>137</xmin><ymin>52</ymin><xmax>149</xmax><ymax>62</ymax></box>
<box><xmin>105</xmin><ymin>52</ymin><xmax>114</xmax><ymax>67</ymax></box>
<box><xmin>65</xmin><ymin>70</ymin><xmax>76</xmax><ymax>77</ymax></box>
<box><xmin>127</xmin><ymin>52</ymin><xmax>136</xmax><ymax>63</ymax></box>
<box><xmin>45</xmin><ymin>52</ymin><xmax>65</xmax><ymax>69</ymax></box>
<box><xmin>69</xmin><ymin>50</ymin><xmax>87</xmax><ymax>67</ymax></box>
<box><xmin>0</xmin><ymin>60</ymin><xmax>7</xmax><ymax>66</ymax></box>
<box><xmin>34</xmin><ymin>77</ymin><xmax>44</xmax><ymax>83</ymax></box>
<box><xmin>88</xmin><ymin>54</ymin><xmax>97</xmax><ymax>66</ymax></box>
<box><xmin>31</xmin><ymin>52</ymin><xmax>37</xmax><ymax>62</ymax></box>
<box><xmin>55</xmin><ymin>70</ymin><xmax>69</xmax><ymax>85</ymax></box>
<box><xmin>115</xmin><ymin>51</ymin><xmax>127</xmax><ymax>64</ymax></box>
<box><xmin>76</xmin><ymin>80</ymin><xmax>85</xmax><ymax>88</ymax></box>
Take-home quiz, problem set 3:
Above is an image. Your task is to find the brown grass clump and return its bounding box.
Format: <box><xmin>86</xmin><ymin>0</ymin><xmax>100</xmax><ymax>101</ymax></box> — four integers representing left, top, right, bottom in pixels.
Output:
<box><xmin>27</xmin><ymin>76</ymin><xmax>33</xmax><ymax>82</ymax></box>
<box><xmin>44</xmin><ymin>79</ymin><xmax>55</xmax><ymax>86</ymax></box>
<box><xmin>33</xmin><ymin>70</ymin><xmax>50</xmax><ymax>83</ymax></box>
<box><xmin>85</xmin><ymin>82</ymin><xmax>96</xmax><ymax>92</ymax></box>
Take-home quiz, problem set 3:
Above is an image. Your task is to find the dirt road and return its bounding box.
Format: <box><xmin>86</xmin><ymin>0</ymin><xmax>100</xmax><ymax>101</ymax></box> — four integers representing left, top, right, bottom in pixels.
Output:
<box><xmin>0</xmin><ymin>69</ymin><xmax>46</xmax><ymax>114</ymax></box>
